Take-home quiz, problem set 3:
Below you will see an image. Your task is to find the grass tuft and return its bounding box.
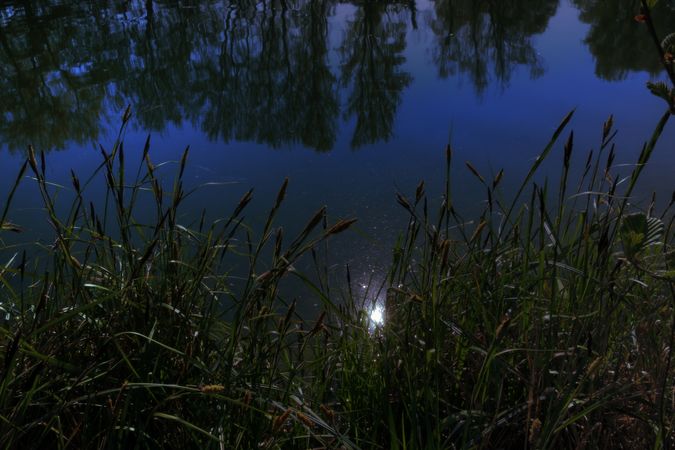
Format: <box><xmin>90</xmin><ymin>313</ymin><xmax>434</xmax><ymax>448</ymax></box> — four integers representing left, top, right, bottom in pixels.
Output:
<box><xmin>0</xmin><ymin>111</ymin><xmax>673</xmax><ymax>449</ymax></box>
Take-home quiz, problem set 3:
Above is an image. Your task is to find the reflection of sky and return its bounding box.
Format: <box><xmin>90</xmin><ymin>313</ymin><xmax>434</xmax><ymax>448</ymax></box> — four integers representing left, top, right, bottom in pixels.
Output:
<box><xmin>1</xmin><ymin>0</ymin><xmax>674</xmax><ymax>302</ymax></box>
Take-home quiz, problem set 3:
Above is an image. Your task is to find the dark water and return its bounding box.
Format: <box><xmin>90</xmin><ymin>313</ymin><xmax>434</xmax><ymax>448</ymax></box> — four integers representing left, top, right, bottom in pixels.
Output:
<box><xmin>1</xmin><ymin>0</ymin><xmax>674</xmax><ymax>289</ymax></box>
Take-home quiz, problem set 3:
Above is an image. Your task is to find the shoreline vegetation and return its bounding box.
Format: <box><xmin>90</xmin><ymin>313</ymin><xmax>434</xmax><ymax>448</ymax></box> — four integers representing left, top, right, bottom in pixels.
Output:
<box><xmin>0</xmin><ymin>107</ymin><xmax>673</xmax><ymax>449</ymax></box>
<box><xmin>0</xmin><ymin>2</ymin><xmax>674</xmax><ymax>449</ymax></box>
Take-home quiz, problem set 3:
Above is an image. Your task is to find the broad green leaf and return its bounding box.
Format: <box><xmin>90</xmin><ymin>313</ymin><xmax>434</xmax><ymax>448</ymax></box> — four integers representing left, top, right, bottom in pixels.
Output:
<box><xmin>647</xmin><ymin>81</ymin><xmax>671</xmax><ymax>102</ymax></box>
<box><xmin>620</xmin><ymin>213</ymin><xmax>663</xmax><ymax>259</ymax></box>
<box><xmin>662</xmin><ymin>32</ymin><xmax>675</xmax><ymax>52</ymax></box>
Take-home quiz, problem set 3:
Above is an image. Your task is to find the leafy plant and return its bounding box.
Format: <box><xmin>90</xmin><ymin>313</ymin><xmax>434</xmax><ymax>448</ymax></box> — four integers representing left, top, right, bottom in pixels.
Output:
<box><xmin>620</xmin><ymin>213</ymin><xmax>664</xmax><ymax>260</ymax></box>
<box><xmin>638</xmin><ymin>0</ymin><xmax>675</xmax><ymax>113</ymax></box>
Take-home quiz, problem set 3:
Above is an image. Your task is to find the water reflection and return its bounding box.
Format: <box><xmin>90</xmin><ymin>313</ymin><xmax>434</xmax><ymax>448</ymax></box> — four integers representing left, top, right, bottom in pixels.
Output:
<box><xmin>573</xmin><ymin>0</ymin><xmax>675</xmax><ymax>80</ymax></box>
<box><xmin>0</xmin><ymin>0</ymin><xmax>668</xmax><ymax>153</ymax></box>
<box><xmin>188</xmin><ymin>0</ymin><xmax>341</xmax><ymax>151</ymax></box>
<box><xmin>339</xmin><ymin>2</ymin><xmax>413</xmax><ymax>147</ymax></box>
<box><xmin>0</xmin><ymin>2</ymin><xmax>121</xmax><ymax>152</ymax></box>
<box><xmin>428</xmin><ymin>0</ymin><xmax>558</xmax><ymax>93</ymax></box>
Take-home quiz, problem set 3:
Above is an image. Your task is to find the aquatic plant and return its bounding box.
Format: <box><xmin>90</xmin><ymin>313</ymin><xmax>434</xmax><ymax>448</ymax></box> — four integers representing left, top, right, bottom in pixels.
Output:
<box><xmin>638</xmin><ymin>0</ymin><xmax>675</xmax><ymax>114</ymax></box>
<box><xmin>0</xmin><ymin>101</ymin><xmax>672</xmax><ymax>448</ymax></box>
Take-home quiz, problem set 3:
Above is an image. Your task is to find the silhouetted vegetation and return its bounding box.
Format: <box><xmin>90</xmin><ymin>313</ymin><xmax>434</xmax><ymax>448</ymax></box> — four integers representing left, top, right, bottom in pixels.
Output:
<box><xmin>0</xmin><ymin>108</ymin><xmax>673</xmax><ymax>448</ymax></box>
<box><xmin>574</xmin><ymin>0</ymin><xmax>675</xmax><ymax>80</ymax></box>
<box><xmin>427</xmin><ymin>0</ymin><xmax>558</xmax><ymax>93</ymax></box>
<box><xmin>1</xmin><ymin>0</ymin><xmax>675</xmax><ymax>448</ymax></box>
<box><xmin>339</xmin><ymin>2</ymin><xmax>412</xmax><ymax>147</ymax></box>
<box><xmin>5</xmin><ymin>0</ymin><xmax>671</xmax><ymax>154</ymax></box>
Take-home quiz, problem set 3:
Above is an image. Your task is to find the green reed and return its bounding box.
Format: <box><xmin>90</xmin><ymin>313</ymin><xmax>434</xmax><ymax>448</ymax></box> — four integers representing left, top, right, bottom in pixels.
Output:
<box><xmin>329</xmin><ymin>109</ymin><xmax>674</xmax><ymax>450</ymax></box>
<box><xmin>0</xmin><ymin>106</ymin><xmax>673</xmax><ymax>449</ymax></box>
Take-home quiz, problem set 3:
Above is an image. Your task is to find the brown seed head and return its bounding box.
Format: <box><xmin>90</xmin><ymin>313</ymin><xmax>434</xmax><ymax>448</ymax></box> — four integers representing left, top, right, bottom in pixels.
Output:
<box><xmin>320</xmin><ymin>404</ymin><xmax>335</xmax><ymax>422</ymax></box>
<box><xmin>326</xmin><ymin>218</ymin><xmax>357</xmax><ymax>236</ymax></box>
<box><xmin>200</xmin><ymin>384</ymin><xmax>225</xmax><ymax>393</ymax></box>
<box><xmin>529</xmin><ymin>418</ymin><xmax>542</xmax><ymax>444</ymax></box>
<box><xmin>296</xmin><ymin>411</ymin><xmax>315</xmax><ymax>428</ymax></box>
<box><xmin>272</xmin><ymin>408</ymin><xmax>292</xmax><ymax>433</ymax></box>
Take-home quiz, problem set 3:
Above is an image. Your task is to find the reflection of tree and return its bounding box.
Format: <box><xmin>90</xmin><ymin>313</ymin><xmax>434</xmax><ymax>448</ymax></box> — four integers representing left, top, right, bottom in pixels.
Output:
<box><xmin>0</xmin><ymin>0</ymin><xmax>567</xmax><ymax>153</ymax></box>
<box><xmin>339</xmin><ymin>2</ymin><xmax>413</xmax><ymax>148</ymax></box>
<box><xmin>0</xmin><ymin>0</ymin><xmax>341</xmax><ymax>152</ymax></box>
<box><xmin>290</xmin><ymin>1</ymin><xmax>340</xmax><ymax>151</ymax></box>
<box><xmin>0</xmin><ymin>2</ymin><xmax>120</xmax><ymax>152</ymax></box>
<box><xmin>120</xmin><ymin>1</ymin><xmax>207</xmax><ymax>132</ymax></box>
<box><xmin>198</xmin><ymin>0</ymin><xmax>339</xmax><ymax>151</ymax></box>
<box><xmin>428</xmin><ymin>0</ymin><xmax>558</xmax><ymax>93</ymax></box>
<box><xmin>573</xmin><ymin>0</ymin><xmax>675</xmax><ymax>80</ymax></box>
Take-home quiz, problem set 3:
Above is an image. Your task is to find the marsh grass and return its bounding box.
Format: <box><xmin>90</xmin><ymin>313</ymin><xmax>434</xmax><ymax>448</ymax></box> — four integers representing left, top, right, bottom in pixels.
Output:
<box><xmin>346</xmin><ymin>110</ymin><xmax>675</xmax><ymax>449</ymax></box>
<box><xmin>0</xmin><ymin>107</ymin><xmax>673</xmax><ymax>449</ymax></box>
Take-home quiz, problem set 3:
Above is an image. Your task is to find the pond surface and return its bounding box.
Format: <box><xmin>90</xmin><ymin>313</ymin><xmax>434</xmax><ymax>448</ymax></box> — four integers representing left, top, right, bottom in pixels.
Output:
<box><xmin>1</xmin><ymin>0</ymin><xmax>674</xmax><ymax>290</ymax></box>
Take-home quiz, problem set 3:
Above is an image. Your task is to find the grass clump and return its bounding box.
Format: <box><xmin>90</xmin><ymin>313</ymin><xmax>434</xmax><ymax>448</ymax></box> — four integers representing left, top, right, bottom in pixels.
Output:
<box><xmin>0</xmin><ymin>111</ymin><xmax>359</xmax><ymax>449</ymax></box>
<box><xmin>339</xmin><ymin>111</ymin><xmax>674</xmax><ymax>449</ymax></box>
<box><xmin>0</xmin><ymin>107</ymin><xmax>673</xmax><ymax>449</ymax></box>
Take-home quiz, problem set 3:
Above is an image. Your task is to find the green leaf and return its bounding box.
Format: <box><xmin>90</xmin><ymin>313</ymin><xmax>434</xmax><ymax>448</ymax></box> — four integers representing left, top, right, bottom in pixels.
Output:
<box><xmin>647</xmin><ymin>81</ymin><xmax>672</xmax><ymax>102</ymax></box>
<box><xmin>644</xmin><ymin>216</ymin><xmax>664</xmax><ymax>246</ymax></box>
<box><xmin>620</xmin><ymin>213</ymin><xmax>663</xmax><ymax>259</ymax></box>
<box><xmin>646</xmin><ymin>80</ymin><xmax>675</xmax><ymax>113</ymax></box>
<box><xmin>662</xmin><ymin>32</ymin><xmax>675</xmax><ymax>53</ymax></box>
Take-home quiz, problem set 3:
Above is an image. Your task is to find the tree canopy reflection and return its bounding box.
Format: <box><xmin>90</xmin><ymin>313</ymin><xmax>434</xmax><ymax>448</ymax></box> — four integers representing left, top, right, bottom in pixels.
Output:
<box><xmin>0</xmin><ymin>2</ymin><xmax>122</xmax><ymax>152</ymax></box>
<box><xmin>574</xmin><ymin>0</ymin><xmax>675</xmax><ymax>81</ymax></box>
<box><xmin>1</xmin><ymin>0</ymin><xmax>668</xmax><ymax>153</ymax></box>
<box><xmin>339</xmin><ymin>2</ymin><xmax>412</xmax><ymax>148</ymax></box>
<box><xmin>427</xmin><ymin>0</ymin><xmax>558</xmax><ymax>93</ymax></box>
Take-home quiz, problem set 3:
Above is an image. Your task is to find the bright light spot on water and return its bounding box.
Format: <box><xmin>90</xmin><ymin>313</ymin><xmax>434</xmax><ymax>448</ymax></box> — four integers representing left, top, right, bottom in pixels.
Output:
<box><xmin>370</xmin><ymin>305</ymin><xmax>384</xmax><ymax>326</ymax></box>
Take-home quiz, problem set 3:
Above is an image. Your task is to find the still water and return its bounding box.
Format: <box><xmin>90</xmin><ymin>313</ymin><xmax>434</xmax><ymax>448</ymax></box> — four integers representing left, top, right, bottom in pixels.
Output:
<box><xmin>1</xmin><ymin>0</ymin><xmax>674</xmax><ymax>291</ymax></box>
